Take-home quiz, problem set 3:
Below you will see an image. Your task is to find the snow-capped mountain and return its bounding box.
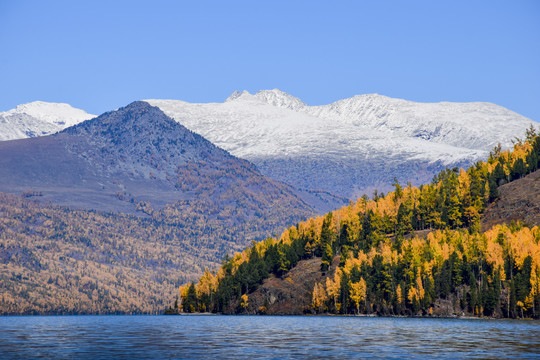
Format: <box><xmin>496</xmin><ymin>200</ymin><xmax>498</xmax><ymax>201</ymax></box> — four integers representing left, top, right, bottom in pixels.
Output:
<box><xmin>0</xmin><ymin>101</ymin><xmax>315</xmax><ymax>219</ymax></box>
<box><xmin>146</xmin><ymin>90</ymin><xmax>535</xmax><ymax>199</ymax></box>
<box><xmin>0</xmin><ymin>101</ymin><xmax>95</xmax><ymax>141</ymax></box>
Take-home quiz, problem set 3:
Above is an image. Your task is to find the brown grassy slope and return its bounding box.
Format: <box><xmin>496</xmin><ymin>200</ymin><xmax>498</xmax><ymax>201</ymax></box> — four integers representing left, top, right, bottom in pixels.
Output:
<box><xmin>231</xmin><ymin>256</ymin><xmax>340</xmax><ymax>315</ymax></box>
<box><xmin>482</xmin><ymin>168</ymin><xmax>540</xmax><ymax>231</ymax></box>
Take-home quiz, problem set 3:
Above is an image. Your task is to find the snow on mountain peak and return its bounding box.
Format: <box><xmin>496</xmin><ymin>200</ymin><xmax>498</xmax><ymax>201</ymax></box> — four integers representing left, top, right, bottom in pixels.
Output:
<box><xmin>9</xmin><ymin>101</ymin><xmax>95</xmax><ymax>126</ymax></box>
<box><xmin>225</xmin><ymin>90</ymin><xmax>251</xmax><ymax>102</ymax></box>
<box><xmin>253</xmin><ymin>89</ymin><xmax>306</xmax><ymax>111</ymax></box>
<box><xmin>0</xmin><ymin>101</ymin><xmax>95</xmax><ymax>141</ymax></box>
<box><xmin>225</xmin><ymin>89</ymin><xmax>306</xmax><ymax>111</ymax></box>
<box><xmin>147</xmin><ymin>91</ymin><xmax>536</xmax><ymax>200</ymax></box>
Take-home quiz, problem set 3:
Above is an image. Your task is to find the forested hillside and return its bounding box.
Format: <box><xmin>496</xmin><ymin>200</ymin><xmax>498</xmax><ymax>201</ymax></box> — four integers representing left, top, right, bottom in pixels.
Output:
<box><xmin>0</xmin><ymin>187</ymin><xmax>312</xmax><ymax>315</ymax></box>
<box><xmin>177</xmin><ymin>128</ymin><xmax>540</xmax><ymax>318</ymax></box>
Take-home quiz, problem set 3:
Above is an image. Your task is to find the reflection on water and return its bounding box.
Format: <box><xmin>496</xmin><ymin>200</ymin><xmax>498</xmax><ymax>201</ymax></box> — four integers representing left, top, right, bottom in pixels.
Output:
<box><xmin>1</xmin><ymin>315</ymin><xmax>539</xmax><ymax>359</ymax></box>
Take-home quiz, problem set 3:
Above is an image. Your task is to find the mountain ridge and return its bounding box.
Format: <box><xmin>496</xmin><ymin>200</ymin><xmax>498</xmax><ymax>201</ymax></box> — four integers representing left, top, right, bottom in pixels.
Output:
<box><xmin>0</xmin><ymin>101</ymin><xmax>316</xmax><ymax>217</ymax></box>
<box><xmin>147</xmin><ymin>90</ymin><xmax>535</xmax><ymax>200</ymax></box>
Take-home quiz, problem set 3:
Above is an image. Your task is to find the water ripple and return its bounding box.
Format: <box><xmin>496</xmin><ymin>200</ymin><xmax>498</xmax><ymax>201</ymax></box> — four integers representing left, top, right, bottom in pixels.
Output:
<box><xmin>1</xmin><ymin>315</ymin><xmax>539</xmax><ymax>359</ymax></box>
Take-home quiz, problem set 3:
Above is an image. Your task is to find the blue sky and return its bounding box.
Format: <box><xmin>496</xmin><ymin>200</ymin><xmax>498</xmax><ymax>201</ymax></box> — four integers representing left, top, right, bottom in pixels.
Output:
<box><xmin>1</xmin><ymin>0</ymin><xmax>539</xmax><ymax>121</ymax></box>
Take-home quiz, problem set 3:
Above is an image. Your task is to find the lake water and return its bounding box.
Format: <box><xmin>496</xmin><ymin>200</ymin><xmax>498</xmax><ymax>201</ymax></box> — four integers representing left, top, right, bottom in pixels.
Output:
<box><xmin>0</xmin><ymin>315</ymin><xmax>538</xmax><ymax>359</ymax></box>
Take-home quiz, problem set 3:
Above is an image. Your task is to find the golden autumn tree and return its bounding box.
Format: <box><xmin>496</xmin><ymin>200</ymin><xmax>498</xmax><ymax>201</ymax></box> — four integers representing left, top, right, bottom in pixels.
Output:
<box><xmin>312</xmin><ymin>282</ymin><xmax>327</xmax><ymax>313</ymax></box>
<box><xmin>240</xmin><ymin>294</ymin><xmax>249</xmax><ymax>311</ymax></box>
<box><xmin>325</xmin><ymin>268</ymin><xmax>342</xmax><ymax>312</ymax></box>
<box><xmin>349</xmin><ymin>278</ymin><xmax>367</xmax><ymax>314</ymax></box>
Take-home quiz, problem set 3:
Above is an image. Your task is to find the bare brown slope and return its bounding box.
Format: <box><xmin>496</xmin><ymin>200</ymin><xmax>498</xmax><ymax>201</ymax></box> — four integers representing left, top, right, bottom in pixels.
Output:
<box><xmin>482</xmin><ymin>168</ymin><xmax>540</xmax><ymax>231</ymax></box>
<box><xmin>245</xmin><ymin>258</ymin><xmax>324</xmax><ymax>314</ymax></box>
<box><xmin>227</xmin><ymin>256</ymin><xmax>340</xmax><ymax>315</ymax></box>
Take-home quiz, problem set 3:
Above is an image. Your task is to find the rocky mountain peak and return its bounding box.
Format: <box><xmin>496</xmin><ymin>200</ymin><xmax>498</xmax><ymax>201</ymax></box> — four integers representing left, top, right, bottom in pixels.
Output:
<box><xmin>63</xmin><ymin>101</ymin><xmax>177</xmax><ymax>136</ymax></box>
<box><xmin>225</xmin><ymin>90</ymin><xmax>251</xmax><ymax>102</ymax></box>
<box><xmin>253</xmin><ymin>89</ymin><xmax>306</xmax><ymax>111</ymax></box>
<box><xmin>225</xmin><ymin>89</ymin><xmax>306</xmax><ymax>111</ymax></box>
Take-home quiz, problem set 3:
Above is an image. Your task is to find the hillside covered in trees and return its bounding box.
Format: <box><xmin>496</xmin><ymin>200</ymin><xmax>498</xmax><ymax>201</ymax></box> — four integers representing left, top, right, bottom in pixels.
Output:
<box><xmin>176</xmin><ymin>128</ymin><xmax>540</xmax><ymax>318</ymax></box>
<box><xmin>0</xmin><ymin>183</ymin><xmax>317</xmax><ymax>315</ymax></box>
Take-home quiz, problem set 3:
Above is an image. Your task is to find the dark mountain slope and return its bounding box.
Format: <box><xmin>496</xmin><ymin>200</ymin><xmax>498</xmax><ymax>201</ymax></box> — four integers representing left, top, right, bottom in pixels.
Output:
<box><xmin>0</xmin><ymin>101</ymin><xmax>314</xmax><ymax>217</ymax></box>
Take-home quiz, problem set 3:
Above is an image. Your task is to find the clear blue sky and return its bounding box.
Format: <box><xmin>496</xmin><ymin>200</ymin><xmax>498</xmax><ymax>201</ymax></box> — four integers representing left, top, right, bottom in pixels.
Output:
<box><xmin>1</xmin><ymin>0</ymin><xmax>539</xmax><ymax>121</ymax></box>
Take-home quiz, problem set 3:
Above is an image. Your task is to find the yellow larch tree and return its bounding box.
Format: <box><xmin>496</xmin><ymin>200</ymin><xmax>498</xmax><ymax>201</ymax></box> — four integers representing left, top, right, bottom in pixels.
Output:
<box><xmin>240</xmin><ymin>294</ymin><xmax>248</xmax><ymax>311</ymax></box>
<box><xmin>396</xmin><ymin>284</ymin><xmax>404</xmax><ymax>307</ymax></box>
<box><xmin>349</xmin><ymin>278</ymin><xmax>367</xmax><ymax>314</ymax></box>
<box><xmin>325</xmin><ymin>268</ymin><xmax>342</xmax><ymax>311</ymax></box>
<box><xmin>312</xmin><ymin>282</ymin><xmax>327</xmax><ymax>313</ymax></box>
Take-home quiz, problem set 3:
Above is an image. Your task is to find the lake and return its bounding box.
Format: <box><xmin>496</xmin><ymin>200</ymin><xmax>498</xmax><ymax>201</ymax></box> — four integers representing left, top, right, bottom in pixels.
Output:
<box><xmin>1</xmin><ymin>315</ymin><xmax>539</xmax><ymax>359</ymax></box>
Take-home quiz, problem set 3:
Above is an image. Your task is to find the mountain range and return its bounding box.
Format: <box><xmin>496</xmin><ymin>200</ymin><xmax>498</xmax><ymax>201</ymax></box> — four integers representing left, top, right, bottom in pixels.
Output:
<box><xmin>3</xmin><ymin>91</ymin><xmax>534</xmax><ymax>204</ymax></box>
<box><xmin>147</xmin><ymin>89</ymin><xmax>534</xmax><ymax>199</ymax></box>
<box><xmin>0</xmin><ymin>91</ymin><xmax>537</xmax><ymax>314</ymax></box>
<box><xmin>0</xmin><ymin>101</ymin><xmax>314</xmax><ymax>217</ymax></box>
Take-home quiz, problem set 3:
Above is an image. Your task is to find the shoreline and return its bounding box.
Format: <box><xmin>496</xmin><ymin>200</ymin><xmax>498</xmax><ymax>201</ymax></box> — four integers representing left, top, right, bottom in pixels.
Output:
<box><xmin>3</xmin><ymin>312</ymin><xmax>537</xmax><ymax>320</ymax></box>
<box><xmin>172</xmin><ymin>312</ymin><xmax>537</xmax><ymax>321</ymax></box>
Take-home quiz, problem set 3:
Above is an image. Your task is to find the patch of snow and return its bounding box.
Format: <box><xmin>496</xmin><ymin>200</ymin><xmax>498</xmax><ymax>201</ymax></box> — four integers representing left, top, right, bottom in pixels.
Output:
<box><xmin>0</xmin><ymin>101</ymin><xmax>95</xmax><ymax>141</ymax></box>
